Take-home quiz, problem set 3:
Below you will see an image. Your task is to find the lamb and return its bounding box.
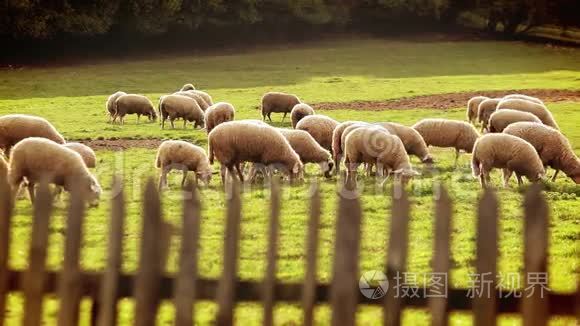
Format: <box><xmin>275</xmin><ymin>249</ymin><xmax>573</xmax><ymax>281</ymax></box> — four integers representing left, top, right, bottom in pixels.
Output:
<box><xmin>208</xmin><ymin>121</ymin><xmax>303</xmax><ymax>183</ymax></box>
<box><xmin>106</xmin><ymin>91</ymin><xmax>127</xmax><ymax>122</ymax></box>
<box><xmin>8</xmin><ymin>137</ymin><xmax>102</xmax><ymax>206</ymax></box>
<box><xmin>503</xmin><ymin>122</ymin><xmax>580</xmax><ymax>183</ymax></box>
<box><xmin>204</xmin><ymin>102</ymin><xmax>236</xmax><ymax>134</ymax></box>
<box><xmin>332</xmin><ymin>121</ymin><xmax>368</xmax><ymax>174</ymax></box>
<box><xmin>477</xmin><ymin>98</ymin><xmax>502</xmax><ymax>132</ymax></box>
<box><xmin>180</xmin><ymin>83</ymin><xmax>196</xmax><ymax>91</ymax></box>
<box><xmin>159</xmin><ymin>94</ymin><xmax>204</xmax><ymax>129</ymax></box>
<box><xmin>155</xmin><ymin>140</ymin><xmax>213</xmax><ymax>189</ymax></box>
<box><xmin>62</xmin><ymin>143</ymin><xmax>97</xmax><ymax>168</ymax></box>
<box><xmin>291</xmin><ymin>103</ymin><xmax>315</xmax><ymax>128</ymax></box>
<box><xmin>471</xmin><ymin>133</ymin><xmax>545</xmax><ymax>188</ymax></box>
<box><xmin>503</xmin><ymin>94</ymin><xmax>544</xmax><ymax>105</ymax></box>
<box><xmin>466</xmin><ymin>96</ymin><xmax>489</xmax><ymax>124</ymax></box>
<box><xmin>113</xmin><ymin>94</ymin><xmax>157</xmax><ymax>124</ymax></box>
<box><xmin>261</xmin><ymin>92</ymin><xmax>301</xmax><ymax>122</ymax></box>
<box><xmin>376</xmin><ymin>122</ymin><xmax>433</xmax><ymax>164</ymax></box>
<box><xmin>295</xmin><ymin>114</ymin><xmax>339</xmax><ymax>152</ymax></box>
<box><xmin>173</xmin><ymin>91</ymin><xmax>210</xmax><ymax>111</ymax></box>
<box><xmin>488</xmin><ymin>109</ymin><xmax>541</xmax><ymax>133</ymax></box>
<box><xmin>497</xmin><ymin>98</ymin><xmax>559</xmax><ymax>129</ymax></box>
<box><xmin>344</xmin><ymin>126</ymin><xmax>418</xmax><ymax>183</ymax></box>
<box><xmin>412</xmin><ymin>119</ymin><xmax>480</xmax><ymax>166</ymax></box>
<box><xmin>0</xmin><ymin>114</ymin><xmax>65</xmax><ymax>156</ymax></box>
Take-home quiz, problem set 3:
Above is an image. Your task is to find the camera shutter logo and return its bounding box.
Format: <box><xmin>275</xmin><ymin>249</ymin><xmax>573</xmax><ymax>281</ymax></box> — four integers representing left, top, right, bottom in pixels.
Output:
<box><xmin>359</xmin><ymin>270</ymin><xmax>389</xmax><ymax>299</ymax></box>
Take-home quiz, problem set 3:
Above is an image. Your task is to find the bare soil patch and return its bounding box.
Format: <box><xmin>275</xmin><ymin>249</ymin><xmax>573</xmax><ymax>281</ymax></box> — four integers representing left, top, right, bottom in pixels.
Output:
<box><xmin>80</xmin><ymin>138</ymin><xmax>163</xmax><ymax>151</ymax></box>
<box><xmin>314</xmin><ymin>89</ymin><xmax>580</xmax><ymax>111</ymax></box>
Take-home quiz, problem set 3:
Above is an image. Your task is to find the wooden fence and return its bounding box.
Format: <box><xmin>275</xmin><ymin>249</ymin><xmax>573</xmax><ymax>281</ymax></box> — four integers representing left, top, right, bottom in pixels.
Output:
<box><xmin>0</xmin><ymin>175</ymin><xmax>577</xmax><ymax>326</ymax></box>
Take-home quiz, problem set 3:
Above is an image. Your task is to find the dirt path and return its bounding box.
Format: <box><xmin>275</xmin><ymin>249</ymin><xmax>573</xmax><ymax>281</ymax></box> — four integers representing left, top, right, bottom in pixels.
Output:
<box><xmin>314</xmin><ymin>89</ymin><xmax>580</xmax><ymax>111</ymax></box>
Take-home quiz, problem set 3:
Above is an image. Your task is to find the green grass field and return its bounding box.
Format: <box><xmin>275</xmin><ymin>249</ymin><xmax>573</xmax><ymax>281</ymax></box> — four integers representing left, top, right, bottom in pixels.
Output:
<box><xmin>0</xmin><ymin>37</ymin><xmax>579</xmax><ymax>325</ymax></box>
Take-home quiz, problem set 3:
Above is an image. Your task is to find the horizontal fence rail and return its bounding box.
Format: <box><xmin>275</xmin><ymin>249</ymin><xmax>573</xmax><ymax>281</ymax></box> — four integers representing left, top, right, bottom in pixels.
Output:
<box><xmin>0</xmin><ymin>174</ymin><xmax>577</xmax><ymax>325</ymax></box>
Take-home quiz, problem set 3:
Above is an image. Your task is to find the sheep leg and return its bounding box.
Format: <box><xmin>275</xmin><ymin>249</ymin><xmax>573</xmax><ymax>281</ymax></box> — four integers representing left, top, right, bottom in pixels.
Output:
<box><xmin>181</xmin><ymin>169</ymin><xmax>188</xmax><ymax>188</ymax></box>
<box><xmin>267</xmin><ymin>113</ymin><xmax>272</xmax><ymax>122</ymax></box>
<box><xmin>220</xmin><ymin>165</ymin><xmax>227</xmax><ymax>185</ymax></box>
<box><xmin>27</xmin><ymin>183</ymin><xmax>35</xmax><ymax>203</ymax></box>
<box><xmin>183</xmin><ymin>119</ymin><xmax>187</xmax><ymax>129</ymax></box>
<box><xmin>170</xmin><ymin>118</ymin><xmax>175</xmax><ymax>129</ymax></box>
<box><xmin>516</xmin><ymin>174</ymin><xmax>524</xmax><ymax>186</ymax></box>
<box><xmin>161</xmin><ymin>118</ymin><xmax>166</xmax><ymax>129</ymax></box>
<box><xmin>281</xmin><ymin>112</ymin><xmax>288</xmax><ymax>122</ymax></box>
<box><xmin>502</xmin><ymin>169</ymin><xmax>513</xmax><ymax>188</ymax></box>
<box><xmin>158</xmin><ymin>166</ymin><xmax>170</xmax><ymax>191</ymax></box>
<box><xmin>551</xmin><ymin>170</ymin><xmax>559</xmax><ymax>182</ymax></box>
<box><xmin>235</xmin><ymin>164</ymin><xmax>244</xmax><ymax>182</ymax></box>
<box><xmin>454</xmin><ymin>149</ymin><xmax>460</xmax><ymax>167</ymax></box>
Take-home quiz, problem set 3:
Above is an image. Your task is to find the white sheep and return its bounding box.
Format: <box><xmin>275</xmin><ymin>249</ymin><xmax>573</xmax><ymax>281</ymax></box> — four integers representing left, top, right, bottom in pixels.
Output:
<box><xmin>471</xmin><ymin>133</ymin><xmax>545</xmax><ymax>188</ymax></box>
<box><xmin>412</xmin><ymin>119</ymin><xmax>480</xmax><ymax>166</ymax></box>
<box><xmin>106</xmin><ymin>91</ymin><xmax>127</xmax><ymax>122</ymax></box>
<box><xmin>62</xmin><ymin>143</ymin><xmax>97</xmax><ymax>168</ymax></box>
<box><xmin>497</xmin><ymin>98</ymin><xmax>559</xmax><ymax>129</ymax></box>
<box><xmin>155</xmin><ymin>140</ymin><xmax>213</xmax><ymax>189</ymax></box>
<box><xmin>261</xmin><ymin>92</ymin><xmax>301</xmax><ymax>122</ymax></box>
<box><xmin>466</xmin><ymin>96</ymin><xmax>489</xmax><ymax>124</ymax></box>
<box><xmin>376</xmin><ymin>122</ymin><xmax>433</xmax><ymax>164</ymax></box>
<box><xmin>331</xmin><ymin>121</ymin><xmax>369</xmax><ymax>175</ymax></box>
<box><xmin>190</xmin><ymin>90</ymin><xmax>213</xmax><ymax>106</ymax></box>
<box><xmin>295</xmin><ymin>114</ymin><xmax>339</xmax><ymax>152</ymax></box>
<box><xmin>8</xmin><ymin>137</ymin><xmax>102</xmax><ymax>205</ymax></box>
<box><xmin>0</xmin><ymin>114</ymin><xmax>65</xmax><ymax>156</ymax></box>
<box><xmin>208</xmin><ymin>121</ymin><xmax>303</xmax><ymax>183</ymax></box>
<box><xmin>159</xmin><ymin>94</ymin><xmax>204</xmax><ymax>129</ymax></box>
<box><xmin>344</xmin><ymin>126</ymin><xmax>418</xmax><ymax>184</ymax></box>
<box><xmin>113</xmin><ymin>94</ymin><xmax>157</xmax><ymax>124</ymax></box>
<box><xmin>180</xmin><ymin>83</ymin><xmax>196</xmax><ymax>91</ymax></box>
<box><xmin>503</xmin><ymin>94</ymin><xmax>543</xmax><ymax>105</ymax></box>
<box><xmin>477</xmin><ymin>98</ymin><xmax>502</xmax><ymax>132</ymax></box>
<box><xmin>204</xmin><ymin>102</ymin><xmax>236</xmax><ymax>134</ymax></box>
<box><xmin>173</xmin><ymin>91</ymin><xmax>210</xmax><ymax>111</ymax></box>
<box><xmin>291</xmin><ymin>103</ymin><xmax>315</xmax><ymax>128</ymax></box>
<box><xmin>503</xmin><ymin>122</ymin><xmax>580</xmax><ymax>183</ymax></box>
<box><xmin>278</xmin><ymin>128</ymin><xmax>333</xmax><ymax>177</ymax></box>
<box><xmin>488</xmin><ymin>109</ymin><xmax>541</xmax><ymax>133</ymax></box>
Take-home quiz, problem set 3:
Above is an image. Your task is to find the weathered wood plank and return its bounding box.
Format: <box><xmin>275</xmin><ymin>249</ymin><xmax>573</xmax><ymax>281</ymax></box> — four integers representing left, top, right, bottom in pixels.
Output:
<box><xmin>384</xmin><ymin>182</ymin><xmax>410</xmax><ymax>326</ymax></box>
<box><xmin>97</xmin><ymin>176</ymin><xmax>125</xmax><ymax>326</ymax></box>
<box><xmin>331</xmin><ymin>183</ymin><xmax>362</xmax><ymax>326</ymax></box>
<box><xmin>302</xmin><ymin>183</ymin><xmax>321</xmax><ymax>326</ymax></box>
<box><xmin>522</xmin><ymin>184</ymin><xmax>549</xmax><ymax>326</ymax></box>
<box><xmin>174</xmin><ymin>179</ymin><xmax>201</xmax><ymax>326</ymax></box>
<box><xmin>22</xmin><ymin>181</ymin><xmax>53</xmax><ymax>326</ymax></box>
<box><xmin>0</xmin><ymin>169</ymin><xmax>13</xmax><ymax>326</ymax></box>
<box><xmin>216</xmin><ymin>180</ymin><xmax>242</xmax><ymax>326</ymax></box>
<box><xmin>263</xmin><ymin>178</ymin><xmax>281</xmax><ymax>326</ymax></box>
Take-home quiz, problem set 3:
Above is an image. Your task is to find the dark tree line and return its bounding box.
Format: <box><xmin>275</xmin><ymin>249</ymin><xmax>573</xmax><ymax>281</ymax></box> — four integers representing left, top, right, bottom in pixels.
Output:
<box><xmin>1</xmin><ymin>0</ymin><xmax>578</xmax><ymax>40</ymax></box>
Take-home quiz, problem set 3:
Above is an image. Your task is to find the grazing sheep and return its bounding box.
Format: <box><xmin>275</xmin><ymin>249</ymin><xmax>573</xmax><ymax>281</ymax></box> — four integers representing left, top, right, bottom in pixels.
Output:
<box><xmin>295</xmin><ymin>114</ymin><xmax>339</xmax><ymax>152</ymax></box>
<box><xmin>412</xmin><ymin>119</ymin><xmax>479</xmax><ymax>166</ymax></box>
<box><xmin>344</xmin><ymin>126</ymin><xmax>418</xmax><ymax>183</ymax></box>
<box><xmin>155</xmin><ymin>140</ymin><xmax>212</xmax><ymax>189</ymax></box>
<box><xmin>173</xmin><ymin>91</ymin><xmax>210</xmax><ymax>111</ymax></box>
<box><xmin>503</xmin><ymin>122</ymin><xmax>580</xmax><ymax>183</ymax></box>
<box><xmin>261</xmin><ymin>92</ymin><xmax>301</xmax><ymax>122</ymax></box>
<box><xmin>467</xmin><ymin>96</ymin><xmax>489</xmax><ymax>124</ymax></box>
<box><xmin>159</xmin><ymin>94</ymin><xmax>204</xmax><ymax>129</ymax></box>
<box><xmin>180</xmin><ymin>83</ymin><xmax>196</xmax><ymax>91</ymax></box>
<box><xmin>278</xmin><ymin>129</ymin><xmax>333</xmax><ymax>177</ymax></box>
<box><xmin>208</xmin><ymin>121</ymin><xmax>303</xmax><ymax>183</ymax></box>
<box><xmin>503</xmin><ymin>94</ymin><xmax>543</xmax><ymax>105</ymax></box>
<box><xmin>0</xmin><ymin>114</ymin><xmax>65</xmax><ymax>156</ymax></box>
<box><xmin>291</xmin><ymin>103</ymin><xmax>315</xmax><ymax>128</ymax></box>
<box><xmin>62</xmin><ymin>143</ymin><xmax>97</xmax><ymax>168</ymax></box>
<box><xmin>204</xmin><ymin>102</ymin><xmax>236</xmax><ymax>134</ymax></box>
<box><xmin>331</xmin><ymin>121</ymin><xmax>368</xmax><ymax>174</ymax></box>
<box><xmin>8</xmin><ymin>137</ymin><xmax>101</xmax><ymax>205</ymax></box>
<box><xmin>477</xmin><ymin>98</ymin><xmax>502</xmax><ymax>132</ymax></box>
<box><xmin>488</xmin><ymin>109</ymin><xmax>542</xmax><ymax>133</ymax></box>
<box><xmin>497</xmin><ymin>98</ymin><xmax>559</xmax><ymax>129</ymax></box>
<box><xmin>471</xmin><ymin>133</ymin><xmax>545</xmax><ymax>188</ymax></box>
<box><xmin>190</xmin><ymin>90</ymin><xmax>213</xmax><ymax>106</ymax></box>
<box><xmin>377</xmin><ymin>122</ymin><xmax>433</xmax><ymax>164</ymax></box>
<box><xmin>106</xmin><ymin>91</ymin><xmax>127</xmax><ymax>122</ymax></box>
<box><xmin>114</xmin><ymin>94</ymin><xmax>157</xmax><ymax>124</ymax></box>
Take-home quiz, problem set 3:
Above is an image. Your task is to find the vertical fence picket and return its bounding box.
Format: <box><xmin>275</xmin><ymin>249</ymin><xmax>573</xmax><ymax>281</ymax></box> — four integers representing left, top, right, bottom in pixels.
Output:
<box><xmin>134</xmin><ymin>179</ymin><xmax>164</xmax><ymax>326</ymax></box>
<box><xmin>473</xmin><ymin>188</ymin><xmax>498</xmax><ymax>326</ymax></box>
<box><xmin>330</xmin><ymin>184</ymin><xmax>362</xmax><ymax>326</ymax></box>
<box><xmin>0</xmin><ymin>173</ymin><xmax>13</xmax><ymax>326</ymax></box>
<box><xmin>216</xmin><ymin>180</ymin><xmax>242</xmax><ymax>326</ymax></box>
<box><xmin>174</xmin><ymin>180</ymin><xmax>201</xmax><ymax>326</ymax></box>
<box><xmin>263</xmin><ymin>178</ymin><xmax>281</xmax><ymax>326</ymax></box>
<box><xmin>429</xmin><ymin>185</ymin><xmax>451</xmax><ymax>326</ymax></box>
<box><xmin>522</xmin><ymin>184</ymin><xmax>549</xmax><ymax>326</ymax></box>
<box><xmin>22</xmin><ymin>181</ymin><xmax>53</xmax><ymax>326</ymax></box>
<box><xmin>97</xmin><ymin>176</ymin><xmax>125</xmax><ymax>326</ymax></box>
<box><xmin>57</xmin><ymin>182</ymin><xmax>86</xmax><ymax>326</ymax></box>
<box><xmin>302</xmin><ymin>183</ymin><xmax>321</xmax><ymax>326</ymax></box>
<box><xmin>384</xmin><ymin>183</ymin><xmax>410</xmax><ymax>326</ymax></box>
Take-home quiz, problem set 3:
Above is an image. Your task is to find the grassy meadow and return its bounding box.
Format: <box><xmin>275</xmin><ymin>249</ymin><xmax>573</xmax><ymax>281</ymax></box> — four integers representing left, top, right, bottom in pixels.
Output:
<box><xmin>0</xmin><ymin>37</ymin><xmax>579</xmax><ymax>325</ymax></box>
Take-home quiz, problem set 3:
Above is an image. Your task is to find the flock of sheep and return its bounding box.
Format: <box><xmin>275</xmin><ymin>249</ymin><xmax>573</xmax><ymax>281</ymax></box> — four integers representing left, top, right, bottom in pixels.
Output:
<box><xmin>0</xmin><ymin>84</ymin><xmax>579</xmax><ymax>207</ymax></box>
